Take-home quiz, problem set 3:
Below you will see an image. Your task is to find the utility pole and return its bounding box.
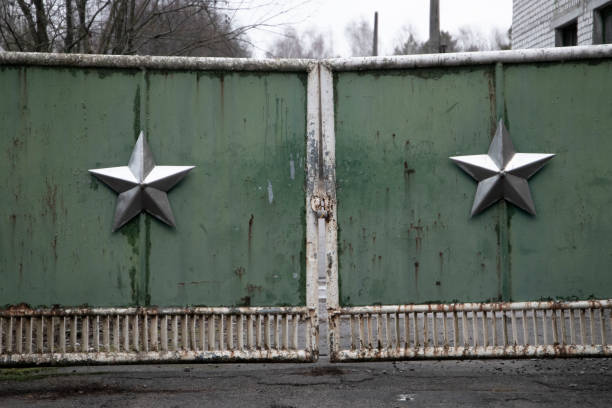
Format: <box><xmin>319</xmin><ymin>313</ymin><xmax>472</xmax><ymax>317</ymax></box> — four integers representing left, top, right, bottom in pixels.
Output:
<box><xmin>372</xmin><ymin>11</ymin><xmax>378</xmax><ymax>56</ymax></box>
<box><xmin>429</xmin><ymin>0</ymin><xmax>440</xmax><ymax>53</ymax></box>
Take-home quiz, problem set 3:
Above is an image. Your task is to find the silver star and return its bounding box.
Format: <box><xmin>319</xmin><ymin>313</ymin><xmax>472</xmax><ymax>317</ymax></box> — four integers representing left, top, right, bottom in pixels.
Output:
<box><xmin>89</xmin><ymin>132</ymin><xmax>195</xmax><ymax>231</ymax></box>
<box><xmin>450</xmin><ymin>119</ymin><xmax>554</xmax><ymax>216</ymax></box>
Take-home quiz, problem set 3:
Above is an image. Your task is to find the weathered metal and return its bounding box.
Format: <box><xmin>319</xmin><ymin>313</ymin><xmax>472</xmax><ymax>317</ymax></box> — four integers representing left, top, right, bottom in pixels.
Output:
<box><xmin>3</xmin><ymin>46</ymin><xmax>612</xmax><ymax>365</ymax></box>
<box><xmin>333</xmin><ymin>300</ymin><xmax>612</xmax><ymax>313</ymax></box>
<box><xmin>3</xmin><ymin>46</ymin><xmax>612</xmax><ymax>72</ymax></box>
<box><xmin>0</xmin><ymin>62</ymin><xmax>309</xmax><ymax>308</ymax></box>
<box><xmin>0</xmin><ymin>51</ymin><xmax>313</xmax><ymax>71</ymax></box>
<box><xmin>0</xmin><ymin>306</ymin><xmax>316</xmax><ymax>365</ymax></box>
<box><xmin>323</xmin><ymin>45</ymin><xmax>612</xmax><ymax>360</ymax></box>
<box><xmin>315</xmin><ymin>64</ymin><xmax>341</xmax><ymax>358</ymax></box>
<box><xmin>0</xmin><ymin>306</ymin><xmax>312</xmax><ymax>316</ymax></box>
<box><xmin>450</xmin><ymin>119</ymin><xmax>554</xmax><ymax>216</ymax></box>
<box><xmin>0</xmin><ymin>50</ymin><xmax>319</xmax><ymax>364</ymax></box>
<box><xmin>329</xmin><ymin>300</ymin><xmax>612</xmax><ymax>361</ymax></box>
<box><xmin>327</xmin><ymin>44</ymin><xmax>612</xmax><ymax>70</ymax></box>
<box><xmin>89</xmin><ymin>131</ymin><xmax>195</xmax><ymax>230</ymax></box>
<box><xmin>332</xmin><ymin>52</ymin><xmax>612</xmax><ymax>307</ymax></box>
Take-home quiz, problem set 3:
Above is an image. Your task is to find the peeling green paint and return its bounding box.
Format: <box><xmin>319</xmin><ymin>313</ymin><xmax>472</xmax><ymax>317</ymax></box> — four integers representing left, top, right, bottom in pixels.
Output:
<box><xmin>335</xmin><ymin>60</ymin><xmax>612</xmax><ymax>306</ymax></box>
<box><xmin>0</xmin><ymin>66</ymin><xmax>307</xmax><ymax>308</ymax></box>
<box><xmin>120</xmin><ymin>219</ymin><xmax>140</xmax><ymax>256</ymax></box>
<box><xmin>128</xmin><ymin>266</ymin><xmax>138</xmax><ymax>305</ymax></box>
<box><xmin>144</xmin><ymin>216</ymin><xmax>151</xmax><ymax>306</ymax></box>
<box><xmin>133</xmin><ymin>84</ymin><xmax>141</xmax><ymax>138</ymax></box>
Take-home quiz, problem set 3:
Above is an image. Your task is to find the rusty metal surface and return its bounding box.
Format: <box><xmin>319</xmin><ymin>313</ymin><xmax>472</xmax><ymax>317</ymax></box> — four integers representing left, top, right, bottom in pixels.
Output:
<box><xmin>334</xmin><ymin>345</ymin><xmax>612</xmax><ymax>361</ymax></box>
<box><xmin>1</xmin><ymin>350</ymin><xmax>314</xmax><ymax>366</ymax></box>
<box><xmin>0</xmin><ymin>65</ymin><xmax>308</xmax><ymax>308</ymax></box>
<box><xmin>3</xmin><ymin>46</ymin><xmax>612</xmax><ymax>73</ymax></box>
<box><xmin>332</xmin><ymin>300</ymin><xmax>612</xmax><ymax>314</ymax></box>
<box><xmin>0</xmin><ymin>306</ymin><xmax>312</xmax><ymax>317</ymax></box>
<box><xmin>0</xmin><ymin>306</ymin><xmax>317</xmax><ymax>366</ymax></box>
<box><xmin>329</xmin><ymin>300</ymin><xmax>612</xmax><ymax>361</ymax></box>
<box><xmin>0</xmin><ymin>51</ymin><xmax>313</xmax><ymax>71</ymax></box>
<box><xmin>326</xmin><ymin>44</ymin><xmax>612</xmax><ymax>71</ymax></box>
<box><xmin>333</xmin><ymin>58</ymin><xmax>612</xmax><ymax>307</ymax></box>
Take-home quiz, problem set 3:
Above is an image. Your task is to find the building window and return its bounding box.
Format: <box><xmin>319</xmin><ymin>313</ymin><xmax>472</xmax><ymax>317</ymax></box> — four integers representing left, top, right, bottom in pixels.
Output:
<box><xmin>556</xmin><ymin>20</ymin><xmax>578</xmax><ymax>47</ymax></box>
<box><xmin>595</xmin><ymin>3</ymin><xmax>612</xmax><ymax>44</ymax></box>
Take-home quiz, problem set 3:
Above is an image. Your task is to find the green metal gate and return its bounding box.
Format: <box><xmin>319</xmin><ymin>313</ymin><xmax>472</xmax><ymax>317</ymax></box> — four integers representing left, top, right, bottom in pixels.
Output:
<box><xmin>0</xmin><ymin>54</ymin><xmax>319</xmax><ymax>365</ymax></box>
<box><xmin>323</xmin><ymin>46</ymin><xmax>612</xmax><ymax>361</ymax></box>
<box><xmin>2</xmin><ymin>45</ymin><xmax>612</xmax><ymax>366</ymax></box>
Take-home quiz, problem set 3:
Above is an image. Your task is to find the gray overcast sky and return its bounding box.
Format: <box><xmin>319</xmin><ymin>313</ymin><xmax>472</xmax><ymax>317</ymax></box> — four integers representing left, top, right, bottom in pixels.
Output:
<box><xmin>232</xmin><ymin>0</ymin><xmax>513</xmax><ymax>57</ymax></box>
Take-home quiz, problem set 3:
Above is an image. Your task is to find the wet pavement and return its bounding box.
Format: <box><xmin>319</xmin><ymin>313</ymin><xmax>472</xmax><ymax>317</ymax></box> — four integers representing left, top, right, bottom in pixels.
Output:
<box><xmin>0</xmin><ymin>357</ymin><xmax>610</xmax><ymax>407</ymax></box>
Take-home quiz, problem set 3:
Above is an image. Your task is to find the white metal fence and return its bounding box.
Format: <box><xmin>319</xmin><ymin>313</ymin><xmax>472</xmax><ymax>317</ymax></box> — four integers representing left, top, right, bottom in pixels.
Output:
<box><xmin>0</xmin><ymin>307</ymin><xmax>318</xmax><ymax>365</ymax></box>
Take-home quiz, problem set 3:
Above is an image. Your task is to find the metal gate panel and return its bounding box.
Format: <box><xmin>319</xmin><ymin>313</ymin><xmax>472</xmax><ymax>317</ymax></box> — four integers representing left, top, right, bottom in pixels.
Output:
<box><xmin>502</xmin><ymin>61</ymin><xmax>612</xmax><ymax>301</ymax></box>
<box><xmin>333</xmin><ymin>65</ymin><xmax>500</xmax><ymax>306</ymax></box>
<box><xmin>1</xmin><ymin>66</ymin><xmax>142</xmax><ymax>307</ymax></box>
<box><xmin>3</xmin><ymin>47</ymin><xmax>612</xmax><ymax>365</ymax></box>
<box><xmin>0</xmin><ymin>54</ymin><xmax>319</xmax><ymax>365</ymax></box>
<box><xmin>325</xmin><ymin>45</ymin><xmax>612</xmax><ymax>361</ymax></box>
<box><xmin>138</xmin><ymin>70</ymin><xmax>308</xmax><ymax>307</ymax></box>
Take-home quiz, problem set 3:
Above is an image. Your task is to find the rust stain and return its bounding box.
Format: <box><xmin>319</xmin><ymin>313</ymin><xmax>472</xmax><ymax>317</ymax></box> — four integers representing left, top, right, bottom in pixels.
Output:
<box><xmin>6</xmin><ymin>303</ymin><xmax>31</xmax><ymax>312</ymax></box>
<box><xmin>414</xmin><ymin>261</ymin><xmax>419</xmax><ymax>294</ymax></box>
<box><xmin>177</xmin><ymin>280</ymin><xmax>215</xmax><ymax>287</ymax></box>
<box><xmin>410</xmin><ymin>222</ymin><xmax>424</xmax><ymax>252</ymax></box>
<box><xmin>248</xmin><ymin>214</ymin><xmax>254</xmax><ymax>266</ymax></box>
<box><xmin>6</xmin><ymin>137</ymin><xmax>24</xmax><ymax>170</ymax></box>
<box><xmin>403</xmin><ymin>161</ymin><xmax>415</xmax><ymax>177</ymax></box>
<box><xmin>219</xmin><ymin>74</ymin><xmax>225</xmax><ymax>116</ymax></box>
<box><xmin>51</xmin><ymin>235</ymin><xmax>58</xmax><ymax>262</ymax></box>
<box><xmin>42</xmin><ymin>179</ymin><xmax>58</xmax><ymax>223</ymax></box>
<box><xmin>247</xmin><ymin>284</ymin><xmax>263</xmax><ymax>294</ymax></box>
<box><xmin>248</xmin><ymin>214</ymin><xmax>254</xmax><ymax>241</ymax></box>
<box><xmin>487</xmin><ymin>70</ymin><xmax>496</xmax><ymax>134</ymax></box>
<box><xmin>234</xmin><ymin>266</ymin><xmax>246</xmax><ymax>279</ymax></box>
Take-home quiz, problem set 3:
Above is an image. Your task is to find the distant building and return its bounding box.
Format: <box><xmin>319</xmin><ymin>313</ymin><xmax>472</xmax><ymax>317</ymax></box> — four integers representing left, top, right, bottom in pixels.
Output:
<box><xmin>512</xmin><ymin>0</ymin><xmax>612</xmax><ymax>48</ymax></box>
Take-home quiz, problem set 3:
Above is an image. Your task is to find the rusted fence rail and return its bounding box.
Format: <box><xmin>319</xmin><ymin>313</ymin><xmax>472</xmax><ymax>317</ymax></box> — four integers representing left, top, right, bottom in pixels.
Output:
<box><xmin>329</xmin><ymin>300</ymin><xmax>612</xmax><ymax>361</ymax></box>
<box><xmin>0</xmin><ymin>306</ymin><xmax>317</xmax><ymax>365</ymax></box>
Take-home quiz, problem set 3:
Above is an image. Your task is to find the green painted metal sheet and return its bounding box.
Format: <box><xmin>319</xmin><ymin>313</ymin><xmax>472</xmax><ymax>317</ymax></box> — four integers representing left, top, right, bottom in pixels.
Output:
<box><xmin>502</xmin><ymin>61</ymin><xmax>612</xmax><ymax>301</ymax></box>
<box><xmin>335</xmin><ymin>60</ymin><xmax>612</xmax><ymax>306</ymax></box>
<box><xmin>335</xmin><ymin>67</ymin><xmax>501</xmax><ymax>306</ymax></box>
<box><xmin>0</xmin><ymin>66</ymin><xmax>307</xmax><ymax>308</ymax></box>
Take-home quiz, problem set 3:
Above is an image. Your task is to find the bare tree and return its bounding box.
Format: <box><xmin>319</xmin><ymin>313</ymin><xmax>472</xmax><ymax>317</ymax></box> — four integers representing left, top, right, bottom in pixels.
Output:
<box><xmin>267</xmin><ymin>26</ymin><xmax>332</xmax><ymax>58</ymax></box>
<box><xmin>0</xmin><ymin>0</ymin><xmax>303</xmax><ymax>57</ymax></box>
<box><xmin>455</xmin><ymin>25</ymin><xmax>489</xmax><ymax>52</ymax></box>
<box><xmin>345</xmin><ymin>17</ymin><xmax>372</xmax><ymax>57</ymax></box>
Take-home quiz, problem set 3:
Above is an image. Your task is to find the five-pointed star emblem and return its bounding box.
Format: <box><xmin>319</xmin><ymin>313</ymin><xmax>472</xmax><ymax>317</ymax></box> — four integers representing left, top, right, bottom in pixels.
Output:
<box><xmin>89</xmin><ymin>132</ymin><xmax>195</xmax><ymax>231</ymax></box>
<box><xmin>450</xmin><ymin>119</ymin><xmax>554</xmax><ymax>216</ymax></box>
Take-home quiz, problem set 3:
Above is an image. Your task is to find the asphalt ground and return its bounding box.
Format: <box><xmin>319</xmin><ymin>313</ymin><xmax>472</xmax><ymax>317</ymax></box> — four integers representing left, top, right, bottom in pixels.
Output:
<box><xmin>0</xmin><ymin>357</ymin><xmax>610</xmax><ymax>407</ymax></box>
